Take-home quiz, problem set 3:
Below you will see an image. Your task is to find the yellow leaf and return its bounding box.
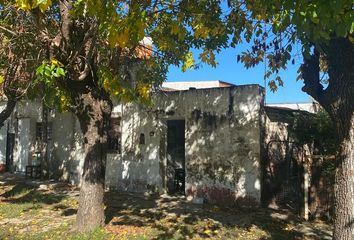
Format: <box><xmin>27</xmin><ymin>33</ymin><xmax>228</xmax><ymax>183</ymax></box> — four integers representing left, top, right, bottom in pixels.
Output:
<box><xmin>38</xmin><ymin>0</ymin><xmax>52</xmax><ymax>12</ymax></box>
<box><xmin>182</xmin><ymin>52</ymin><xmax>194</xmax><ymax>72</ymax></box>
<box><xmin>171</xmin><ymin>23</ymin><xmax>180</xmax><ymax>35</ymax></box>
<box><xmin>16</xmin><ymin>0</ymin><xmax>32</xmax><ymax>11</ymax></box>
<box><xmin>204</xmin><ymin>229</ymin><xmax>211</xmax><ymax>235</ymax></box>
<box><xmin>116</xmin><ymin>30</ymin><xmax>129</xmax><ymax>48</ymax></box>
<box><xmin>51</xmin><ymin>58</ymin><xmax>59</xmax><ymax>65</ymax></box>
<box><xmin>137</xmin><ymin>83</ymin><xmax>151</xmax><ymax>99</ymax></box>
<box><xmin>0</xmin><ymin>75</ymin><xmax>4</xmax><ymax>84</ymax></box>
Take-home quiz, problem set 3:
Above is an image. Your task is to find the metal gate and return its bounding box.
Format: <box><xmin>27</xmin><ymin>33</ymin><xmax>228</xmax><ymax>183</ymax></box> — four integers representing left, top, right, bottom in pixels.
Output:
<box><xmin>263</xmin><ymin>140</ymin><xmax>304</xmax><ymax>212</ymax></box>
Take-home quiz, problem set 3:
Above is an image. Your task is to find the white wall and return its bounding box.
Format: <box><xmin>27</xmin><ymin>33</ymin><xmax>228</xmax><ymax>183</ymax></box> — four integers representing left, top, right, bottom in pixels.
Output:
<box><xmin>0</xmin><ymin>102</ymin><xmax>7</xmax><ymax>165</ymax></box>
<box><xmin>105</xmin><ymin>85</ymin><xmax>264</xmax><ymax>206</ymax></box>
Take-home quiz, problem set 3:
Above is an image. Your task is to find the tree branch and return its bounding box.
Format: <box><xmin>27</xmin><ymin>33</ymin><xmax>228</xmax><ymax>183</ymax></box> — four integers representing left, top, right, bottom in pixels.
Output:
<box><xmin>59</xmin><ymin>0</ymin><xmax>73</xmax><ymax>44</ymax></box>
<box><xmin>0</xmin><ymin>95</ymin><xmax>16</xmax><ymax>129</ymax></box>
<box><xmin>301</xmin><ymin>49</ymin><xmax>326</xmax><ymax>106</ymax></box>
<box><xmin>0</xmin><ymin>25</ymin><xmax>18</xmax><ymax>36</ymax></box>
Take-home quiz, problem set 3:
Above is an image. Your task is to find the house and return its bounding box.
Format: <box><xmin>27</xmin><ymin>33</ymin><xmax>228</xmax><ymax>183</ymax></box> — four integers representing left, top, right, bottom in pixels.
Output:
<box><xmin>107</xmin><ymin>83</ymin><xmax>264</xmax><ymax>207</ymax></box>
<box><xmin>0</xmin><ymin>81</ymin><xmax>315</xmax><ymax>209</ymax></box>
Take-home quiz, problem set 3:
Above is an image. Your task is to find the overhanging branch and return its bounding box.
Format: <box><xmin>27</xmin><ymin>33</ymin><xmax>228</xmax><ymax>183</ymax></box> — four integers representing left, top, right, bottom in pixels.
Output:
<box><xmin>0</xmin><ymin>95</ymin><xmax>16</xmax><ymax>128</ymax></box>
<box><xmin>0</xmin><ymin>25</ymin><xmax>18</xmax><ymax>36</ymax></box>
<box><xmin>301</xmin><ymin>50</ymin><xmax>326</xmax><ymax>106</ymax></box>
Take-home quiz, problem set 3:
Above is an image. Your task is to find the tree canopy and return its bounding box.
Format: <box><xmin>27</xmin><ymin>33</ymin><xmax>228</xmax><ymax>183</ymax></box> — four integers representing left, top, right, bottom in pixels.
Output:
<box><xmin>228</xmin><ymin>0</ymin><xmax>353</xmax><ymax>91</ymax></box>
<box><xmin>0</xmin><ymin>0</ymin><xmax>235</xmax><ymax>109</ymax></box>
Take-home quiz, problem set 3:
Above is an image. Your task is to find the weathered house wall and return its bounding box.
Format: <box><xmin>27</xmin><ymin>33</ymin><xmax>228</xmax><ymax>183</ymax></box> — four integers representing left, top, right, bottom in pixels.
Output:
<box><xmin>0</xmin><ymin>100</ymin><xmax>85</xmax><ymax>182</ymax></box>
<box><xmin>109</xmin><ymin>85</ymin><xmax>264</xmax><ymax>206</ymax></box>
<box><xmin>48</xmin><ymin>112</ymin><xmax>85</xmax><ymax>183</ymax></box>
<box><xmin>1</xmin><ymin>85</ymin><xmax>264</xmax><ymax>206</ymax></box>
<box><xmin>0</xmin><ymin>102</ymin><xmax>7</xmax><ymax>166</ymax></box>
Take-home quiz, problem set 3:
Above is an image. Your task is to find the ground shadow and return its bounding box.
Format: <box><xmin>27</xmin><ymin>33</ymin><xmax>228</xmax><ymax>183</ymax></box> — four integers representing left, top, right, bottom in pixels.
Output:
<box><xmin>0</xmin><ymin>181</ymin><xmax>68</xmax><ymax>206</ymax></box>
<box><xmin>104</xmin><ymin>191</ymin><xmax>332</xmax><ymax>240</ymax></box>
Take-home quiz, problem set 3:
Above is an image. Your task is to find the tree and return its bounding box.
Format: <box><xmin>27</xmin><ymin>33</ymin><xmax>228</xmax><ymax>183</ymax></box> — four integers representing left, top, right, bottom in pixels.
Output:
<box><xmin>0</xmin><ymin>0</ymin><xmax>232</xmax><ymax>233</ymax></box>
<box><xmin>228</xmin><ymin>1</ymin><xmax>353</xmax><ymax>239</ymax></box>
<box><xmin>0</xmin><ymin>6</ymin><xmax>40</xmax><ymax>128</ymax></box>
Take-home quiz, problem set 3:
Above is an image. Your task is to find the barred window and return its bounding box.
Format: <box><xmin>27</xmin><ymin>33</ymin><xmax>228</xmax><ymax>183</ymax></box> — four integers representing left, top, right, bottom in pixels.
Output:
<box><xmin>36</xmin><ymin>122</ymin><xmax>52</xmax><ymax>141</ymax></box>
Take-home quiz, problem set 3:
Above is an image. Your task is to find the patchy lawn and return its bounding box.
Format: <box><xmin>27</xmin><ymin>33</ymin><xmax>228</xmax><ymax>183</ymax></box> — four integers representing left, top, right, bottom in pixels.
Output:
<box><xmin>0</xmin><ymin>174</ymin><xmax>332</xmax><ymax>240</ymax></box>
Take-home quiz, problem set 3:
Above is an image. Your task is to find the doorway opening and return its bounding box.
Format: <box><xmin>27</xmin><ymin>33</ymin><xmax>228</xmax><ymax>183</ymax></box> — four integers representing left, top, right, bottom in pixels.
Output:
<box><xmin>166</xmin><ymin>120</ymin><xmax>185</xmax><ymax>194</ymax></box>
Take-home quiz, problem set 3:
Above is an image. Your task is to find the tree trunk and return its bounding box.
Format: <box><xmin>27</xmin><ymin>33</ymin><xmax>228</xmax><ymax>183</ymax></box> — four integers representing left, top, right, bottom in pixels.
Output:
<box><xmin>333</xmin><ymin>115</ymin><xmax>354</xmax><ymax>240</ymax></box>
<box><xmin>326</xmin><ymin>38</ymin><xmax>354</xmax><ymax>240</ymax></box>
<box><xmin>301</xmin><ymin>37</ymin><xmax>354</xmax><ymax>240</ymax></box>
<box><xmin>73</xmin><ymin>84</ymin><xmax>112</xmax><ymax>232</ymax></box>
<box><xmin>0</xmin><ymin>97</ymin><xmax>16</xmax><ymax>129</ymax></box>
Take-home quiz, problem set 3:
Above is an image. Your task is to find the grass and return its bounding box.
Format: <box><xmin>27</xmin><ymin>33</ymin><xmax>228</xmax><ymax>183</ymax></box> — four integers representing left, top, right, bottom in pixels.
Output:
<box><xmin>0</xmin><ymin>223</ymin><xmax>112</xmax><ymax>240</ymax></box>
<box><xmin>0</xmin><ymin>179</ymin><xmax>332</xmax><ymax>240</ymax></box>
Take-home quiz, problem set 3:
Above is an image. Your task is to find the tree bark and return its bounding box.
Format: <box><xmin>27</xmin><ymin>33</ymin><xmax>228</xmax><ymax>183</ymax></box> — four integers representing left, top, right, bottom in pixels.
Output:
<box><xmin>302</xmin><ymin>37</ymin><xmax>354</xmax><ymax>240</ymax></box>
<box><xmin>333</xmin><ymin>116</ymin><xmax>354</xmax><ymax>240</ymax></box>
<box><xmin>326</xmin><ymin>38</ymin><xmax>354</xmax><ymax>240</ymax></box>
<box><xmin>72</xmin><ymin>83</ymin><xmax>112</xmax><ymax>232</ymax></box>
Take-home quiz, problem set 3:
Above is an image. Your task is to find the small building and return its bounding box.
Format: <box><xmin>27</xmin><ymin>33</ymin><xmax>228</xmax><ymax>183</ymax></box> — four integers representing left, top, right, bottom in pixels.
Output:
<box><xmin>0</xmin><ymin>81</ymin><xmax>316</xmax><ymax>209</ymax></box>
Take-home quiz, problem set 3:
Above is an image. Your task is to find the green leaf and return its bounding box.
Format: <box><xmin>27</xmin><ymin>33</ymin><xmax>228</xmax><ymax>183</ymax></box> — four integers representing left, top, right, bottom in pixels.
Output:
<box><xmin>36</xmin><ymin>65</ymin><xmax>45</xmax><ymax>76</ymax></box>
<box><xmin>56</xmin><ymin>67</ymin><xmax>65</xmax><ymax>77</ymax></box>
<box><xmin>311</xmin><ymin>11</ymin><xmax>319</xmax><ymax>24</ymax></box>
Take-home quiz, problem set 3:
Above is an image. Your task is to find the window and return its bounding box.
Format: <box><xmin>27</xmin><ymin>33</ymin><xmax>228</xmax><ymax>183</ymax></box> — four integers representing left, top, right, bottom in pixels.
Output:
<box><xmin>108</xmin><ymin>117</ymin><xmax>121</xmax><ymax>153</ymax></box>
<box><xmin>139</xmin><ymin>133</ymin><xmax>145</xmax><ymax>145</ymax></box>
<box><xmin>36</xmin><ymin>122</ymin><xmax>52</xmax><ymax>141</ymax></box>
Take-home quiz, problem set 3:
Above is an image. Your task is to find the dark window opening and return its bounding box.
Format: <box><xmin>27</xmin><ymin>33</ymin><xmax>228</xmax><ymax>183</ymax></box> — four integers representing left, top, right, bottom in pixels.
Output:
<box><xmin>108</xmin><ymin>117</ymin><xmax>121</xmax><ymax>153</ymax></box>
<box><xmin>139</xmin><ymin>133</ymin><xmax>145</xmax><ymax>145</ymax></box>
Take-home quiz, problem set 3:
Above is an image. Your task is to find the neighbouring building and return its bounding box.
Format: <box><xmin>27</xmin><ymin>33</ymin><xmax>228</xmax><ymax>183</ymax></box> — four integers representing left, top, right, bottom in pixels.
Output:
<box><xmin>0</xmin><ymin>81</ymin><xmax>320</xmax><ymax>209</ymax></box>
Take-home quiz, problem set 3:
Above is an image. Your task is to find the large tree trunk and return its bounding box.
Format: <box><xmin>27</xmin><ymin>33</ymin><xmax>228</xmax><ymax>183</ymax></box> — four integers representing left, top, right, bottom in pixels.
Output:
<box><xmin>327</xmin><ymin>38</ymin><xmax>354</xmax><ymax>240</ymax></box>
<box><xmin>72</xmin><ymin>83</ymin><xmax>112</xmax><ymax>232</ymax></box>
<box><xmin>302</xmin><ymin>37</ymin><xmax>354</xmax><ymax>240</ymax></box>
<box><xmin>333</xmin><ymin>114</ymin><xmax>354</xmax><ymax>239</ymax></box>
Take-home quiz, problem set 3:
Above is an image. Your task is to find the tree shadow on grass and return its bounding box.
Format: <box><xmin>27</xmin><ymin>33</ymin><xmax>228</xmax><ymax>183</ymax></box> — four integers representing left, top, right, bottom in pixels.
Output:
<box><xmin>103</xmin><ymin>191</ymin><xmax>332</xmax><ymax>240</ymax></box>
<box><xmin>1</xmin><ymin>183</ymin><xmax>36</xmax><ymax>198</ymax></box>
<box><xmin>1</xmin><ymin>183</ymin><xmax>67</xmax><ymax>205</ymax></box>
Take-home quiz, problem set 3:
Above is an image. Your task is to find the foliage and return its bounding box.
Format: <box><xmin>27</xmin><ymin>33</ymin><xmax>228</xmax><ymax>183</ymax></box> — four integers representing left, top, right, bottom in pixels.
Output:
<box><xmin>35</xmin><ymin>59</ymin><xmax>69</xmax><ymax>109</ymax></box>
<box><xmin>229</xmin><ymin>0</ymin><xmax>353</xmax><ymax>91</ymax></box>
<box><xmin>0</xmin><ymin>0</ymin><xmax>234</xmax><ymax>109</ymax></box>
<box><xmin>292</xmin><ymin>109</ymin><xmax>338</xmax><ymax>155</ymax></box>
<box><xmin>0</xmin><ymin>4</ymin><xmax>42</xmax><ymax>100</ymax></box>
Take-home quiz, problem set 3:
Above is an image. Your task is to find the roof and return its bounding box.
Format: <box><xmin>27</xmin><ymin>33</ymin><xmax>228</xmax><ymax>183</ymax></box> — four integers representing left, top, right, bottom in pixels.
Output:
<box><xmin>264</xmin><ymin>105</ymin><xmax>313</xmax><ymax>123</ymax></box>
<box><xmin>266</xmin><ymin>102</ymin><xmax>320</xmax><ymax>113</ymax></box>
<box><xmin>161</xmin><ymin>80</ymin><xmax>236</xmax><ymax>91</ymax></box>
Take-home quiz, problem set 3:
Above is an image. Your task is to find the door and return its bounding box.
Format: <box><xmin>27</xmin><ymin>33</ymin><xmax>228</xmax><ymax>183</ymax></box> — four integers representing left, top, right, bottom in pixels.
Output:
<box><xmin>166</xmin><ymin>120</ymin><xmax>185</xmax><ymax>194</ymax></box>
<box><xmin>6</xmin><ymin>133</ymin><xmax>15</xmax><ymax>171</ymax></box>
<box><xmin>0</xmin><ymin>124</ymin><xmax>7</xmax><ymax>166</ymax></box>
<box><xmin>15</xmin><ymin>118</ymin><xmax>31</xmax><ymax>172</ymax></box>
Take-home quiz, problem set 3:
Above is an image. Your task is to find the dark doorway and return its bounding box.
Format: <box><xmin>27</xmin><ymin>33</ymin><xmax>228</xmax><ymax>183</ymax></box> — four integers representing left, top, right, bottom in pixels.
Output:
<box><xmin>166</xmin><ymin>120</ymin><xmax>185</xmax><ymax>194</ymax></box>
<box><xmin>6</xmin><ymin>133</ymin><xmax>15</xmax><ymax>172</ymax></box>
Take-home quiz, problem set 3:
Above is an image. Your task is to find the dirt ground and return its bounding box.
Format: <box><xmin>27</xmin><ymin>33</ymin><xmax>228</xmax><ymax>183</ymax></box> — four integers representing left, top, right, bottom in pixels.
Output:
<box><xmin>0</xmin><ymin>173</ymin><xmax>332</xmax><ymax>240</ymax></box>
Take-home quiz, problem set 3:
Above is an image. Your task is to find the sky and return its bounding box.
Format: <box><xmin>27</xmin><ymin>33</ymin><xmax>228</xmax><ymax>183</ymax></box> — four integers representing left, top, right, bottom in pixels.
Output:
<box><xmin>166</xmin><ymin>46</ymin><xmax>312</xmax><ymax>104</ymax></box>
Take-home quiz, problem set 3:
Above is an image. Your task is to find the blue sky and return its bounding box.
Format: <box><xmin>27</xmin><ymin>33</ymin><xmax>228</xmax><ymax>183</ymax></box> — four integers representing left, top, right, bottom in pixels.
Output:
<box><xmin>166</xmin><ymin>46</ymin><xmax>311</xmax><ymax>104</ymax></box>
